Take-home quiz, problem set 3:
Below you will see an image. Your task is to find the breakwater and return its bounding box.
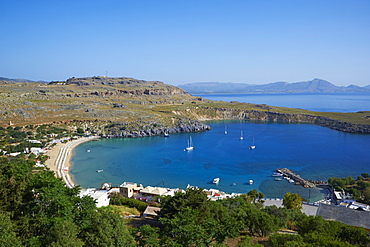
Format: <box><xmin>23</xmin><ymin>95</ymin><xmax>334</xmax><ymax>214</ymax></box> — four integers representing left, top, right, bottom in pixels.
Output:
<box><xmin>276</xmin><ymin>168</ymin><xmax>328</xmax><ymax>188</ymax></box>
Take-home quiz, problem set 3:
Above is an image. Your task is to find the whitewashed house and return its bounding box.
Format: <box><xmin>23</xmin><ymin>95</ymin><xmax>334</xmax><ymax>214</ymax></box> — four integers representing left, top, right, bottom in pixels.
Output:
<box><xmin>79</xmin><ymin>188</ymin><xmax>110</xmax><ymax>208</ymax></box>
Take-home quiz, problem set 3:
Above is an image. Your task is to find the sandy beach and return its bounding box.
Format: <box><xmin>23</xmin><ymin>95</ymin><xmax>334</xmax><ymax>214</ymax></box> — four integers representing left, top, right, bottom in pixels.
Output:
<box><xmin>45</xmin><ymin>136</ymin><xmax>100</xmax><ymax>188</ymax></box>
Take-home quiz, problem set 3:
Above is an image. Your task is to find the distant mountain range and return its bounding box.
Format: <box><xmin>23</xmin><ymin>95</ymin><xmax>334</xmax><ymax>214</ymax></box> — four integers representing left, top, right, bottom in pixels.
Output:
<box><xmin>0</xmin><ymin>77</ymin><xmax>48</xmax><ymax>83</ymax></box>
<box><xmin>178</xmin><ymin>78</ymin><xmax>370</xmax><ymax>94</ymax></box>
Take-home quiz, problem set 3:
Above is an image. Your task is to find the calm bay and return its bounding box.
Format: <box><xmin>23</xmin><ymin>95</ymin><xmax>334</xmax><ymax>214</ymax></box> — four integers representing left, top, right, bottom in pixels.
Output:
<box><xmin>71</xmin><ymin>93</ymin><xmax>370</xmax><ymax>202</ymax></box>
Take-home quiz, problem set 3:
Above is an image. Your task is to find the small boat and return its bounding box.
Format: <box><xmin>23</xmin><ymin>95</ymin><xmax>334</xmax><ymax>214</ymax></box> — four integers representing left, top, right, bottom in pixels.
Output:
<box><xmin>272</xmin><ymin>172</ymin><xmax>283</xmax><ymax>177</ymax></box>
<box><xmin>163</xmin><ymin>132</ymin><xmax>169</xmax><ymax>137</ymax></box>
<box><xmin>87</xmin><ymin>150</ymin><xmax>90</xmax><ymax>152</ymax></box>
<box><xmin>184</xmin><ymin>136</ymin><xmax>194</xmax><ymax>151</ymax></box>
<box><xmin>249</xmin><ymin>138</ymin><xmax>256</xmax><ymax>149</ymax></box>
<box><xmin>213</xmin><ymin>178</ymin><xmax>220</xmax><ymax>184</ymax></box>
<box><xmin>249</xmin><ymin>179</ymin><xmax>253</xmax><ymax>185</ymax></box>
<box><xmin>239</xmin><ymin>131</ymin><xmax>243</xmax><ymax>140</ymax></box>
<box><xmin>96</xmin><ymin>169</ymin><xmax>103</xmax><ymax>173</ymax></box>
<box><xmin>224</xmin><ymin>126</ymin><xmax>227</xmax><ymax>134</ymax></box>
<box><xmin>232</xmin><ymin>182</ymin><xmax>237</xmax><ymax>186</ymax></box>
<box><xmin>274</xmin><ymin>178</ymin><xmax>282</xmax><ymax>181</ymax></box>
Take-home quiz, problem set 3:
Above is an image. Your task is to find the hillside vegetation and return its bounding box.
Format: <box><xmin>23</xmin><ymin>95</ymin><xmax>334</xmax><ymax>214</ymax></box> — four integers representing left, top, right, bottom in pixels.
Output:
<box><xmin>1</xmin><ymin>77</ymin><xmax>370</xmax><ymax>134</ymax></box>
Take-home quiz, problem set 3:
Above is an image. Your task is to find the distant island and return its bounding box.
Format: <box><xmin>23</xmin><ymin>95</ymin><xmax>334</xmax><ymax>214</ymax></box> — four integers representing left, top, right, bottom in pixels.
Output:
<box><xmin>178</xmin><ymin>78</ymin><xmax>370</xmax><ymax>94</ymax></box>
<box><xmin>0</xmin><ymin>76</ymin><xmax>48</xmax><ymax>83</ymax></box>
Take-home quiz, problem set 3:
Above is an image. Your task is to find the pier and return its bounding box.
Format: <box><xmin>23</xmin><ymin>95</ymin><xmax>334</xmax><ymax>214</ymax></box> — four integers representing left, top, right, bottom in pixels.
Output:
<box><xmin>276</xmin><ymin>168</ymin><xmax>327</xmax><ymax>188</ymax></box>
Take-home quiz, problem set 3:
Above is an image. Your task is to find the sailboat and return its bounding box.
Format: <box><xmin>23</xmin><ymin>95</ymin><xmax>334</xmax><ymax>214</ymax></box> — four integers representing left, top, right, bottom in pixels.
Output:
<box><xmin>249</xmin><ymin>138</ymin><xmax>256</xmax><ymax>149</ymax></box>
<box><xmin>184</xmin><ymin>136</ymin><xmax>194</xmax><ymax>151</ymax></box>
<box><xmin>239</xmin><ymin>131</ymin><xmax>243</xmax><ymax>140</ymax></box>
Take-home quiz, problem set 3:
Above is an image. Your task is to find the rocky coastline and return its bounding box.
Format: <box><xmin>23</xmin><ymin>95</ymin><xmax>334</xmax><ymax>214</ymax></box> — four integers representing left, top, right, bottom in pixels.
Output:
<box><xmin>105</xmin><ymin>120</ymin><xmax>211</xmax><ymax>138</ymax></box>
<box><xmin>199</xmin><ymin>107</ymin><xmax>370</xmax><ymax>134</ymax></box>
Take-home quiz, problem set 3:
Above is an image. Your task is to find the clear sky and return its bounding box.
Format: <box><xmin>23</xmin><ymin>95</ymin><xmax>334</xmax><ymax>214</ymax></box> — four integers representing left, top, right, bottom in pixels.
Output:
<box><xmin>1</xmin><ymin>0</ymin><xmax>370</xmax><ymax>86</ymax></box>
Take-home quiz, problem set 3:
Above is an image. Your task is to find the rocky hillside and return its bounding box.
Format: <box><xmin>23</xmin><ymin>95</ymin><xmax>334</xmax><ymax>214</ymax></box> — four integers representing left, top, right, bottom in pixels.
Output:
<box><xmin>0</xmin><ymin>77</ymin><xmax>209</xmax><ymax>134</ymax></box>
<box><xmin>1</xmin><ymin>76</ymin><xmax>369</xmax><ymax>135</ymax></box>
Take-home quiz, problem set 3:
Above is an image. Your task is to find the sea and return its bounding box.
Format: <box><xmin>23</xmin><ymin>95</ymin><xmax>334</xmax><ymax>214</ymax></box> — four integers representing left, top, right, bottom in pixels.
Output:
<box><xmin>70</xmin><ymin>93</ymin><xmax>370</xmax><ymax>202</ymax></box>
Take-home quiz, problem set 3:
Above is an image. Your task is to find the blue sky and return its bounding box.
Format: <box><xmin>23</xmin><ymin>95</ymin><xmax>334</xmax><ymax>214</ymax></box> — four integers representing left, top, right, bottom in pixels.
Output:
<box><xmin>1</xmin><ymin>0</ymin><xmax>370</xmax><ymax>86</ymax></box>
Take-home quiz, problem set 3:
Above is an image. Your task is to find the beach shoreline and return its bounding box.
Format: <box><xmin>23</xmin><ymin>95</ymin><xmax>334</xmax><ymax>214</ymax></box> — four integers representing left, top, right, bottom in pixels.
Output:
<box><xmin>44</xmin><ymin>135</ymin><xmax>328</xmax><ymax>203</ymax></box>
<box><xmin>45</xmin><ymin>136</ymin><xmax>100</xmax><ymax>188</ymax></box>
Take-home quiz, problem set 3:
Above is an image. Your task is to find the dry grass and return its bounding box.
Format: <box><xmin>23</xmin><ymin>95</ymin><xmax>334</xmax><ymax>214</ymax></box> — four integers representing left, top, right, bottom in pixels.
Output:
<box><xmin>1</xmin><ymin>78</ymin><xmax>369</xmax><ymax>128</ymax></box>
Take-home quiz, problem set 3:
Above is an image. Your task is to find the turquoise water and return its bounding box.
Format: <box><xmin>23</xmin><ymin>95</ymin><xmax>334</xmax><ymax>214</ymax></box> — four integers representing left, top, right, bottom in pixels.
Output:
<box><xmin>71</xmin><ymin>120</ymin><xmax>370</xmax><ymax>202</ymax></box>
<box><xmin>195</xmin><ymin>92</ymin><xmax>370</xmax><ymax>113</ymax></box>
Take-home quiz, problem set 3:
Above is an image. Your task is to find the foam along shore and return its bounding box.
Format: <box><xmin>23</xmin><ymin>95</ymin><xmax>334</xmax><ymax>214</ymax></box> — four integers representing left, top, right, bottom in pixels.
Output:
<box><xmin>45</xmin><ymin>136</ymin><xmax>100</xmax><ymax>188</ymax></box>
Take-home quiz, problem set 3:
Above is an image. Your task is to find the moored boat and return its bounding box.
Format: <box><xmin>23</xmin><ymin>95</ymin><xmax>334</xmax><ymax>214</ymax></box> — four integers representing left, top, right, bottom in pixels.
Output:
<box><xmin>272</xmin><ymin>172</ymin><xmax>283</xmax><ymax>177</ymax></box>
<box><xmin>249</xmin><ymin>138</ymin><xmax>256</xmax><ymax>149</ymax></box>
<box><xmin>184</xmin><ymin>136</ymin><xmax>194</xmax><ymax>151</ymax></box>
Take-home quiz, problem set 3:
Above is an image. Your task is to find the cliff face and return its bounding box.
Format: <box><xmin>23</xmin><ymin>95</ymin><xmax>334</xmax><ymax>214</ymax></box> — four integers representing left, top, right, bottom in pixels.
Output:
<box><xmin>105</xmin><ymin>118</ymin><xmax>211</xmax><ymax>138</ymax></box>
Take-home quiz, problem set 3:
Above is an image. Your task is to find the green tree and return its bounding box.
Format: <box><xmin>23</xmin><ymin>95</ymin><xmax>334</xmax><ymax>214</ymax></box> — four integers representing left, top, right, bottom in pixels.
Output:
<box><xmin>130</xmin><ymin>224</ymin><xmax>160</xmax><ymax>247</ymax></box>
<box><xmin>237</xmin><ymin>235</ymin><xmax>263</xmax><ymax>247</ymax></box>
<box><xmin>268</xmin><ymin>234</ymin><xmax>305</xmax><ymax>247</ymax></box>
<box><xmin>159</xmin><ymin>188</ymin><xmax>239</xmax><ymax>246</ymax></box>
<box><xmin>262</xmin><ymin>205</ymin><xmax>305</xmax><ymax>229</ymax></box>
<box><xmin>338</xmin><ymin>224</ymin><xmax>370</xmax><ymax>246</ymax></box>
<box><xmin>79</xmin><ymin>206</ymin><xmax>135</xmax><ymax>247</ymax></box>
<box><xmin>363</xmin><ymin>187</ymin><xmax>370</xmax><ymax>204</ymax></box>
<box><xmin>48</xmin><ymin>218</ymin><xmax>84</xmax><ymax>247</ymax></box>
<box><xmin>283</xmin><ymin>193</ymin><xmax>302</xmax><ymax>210</ymax></box>
<box><xmin>297</xmin><ymin>215</ymin><xmax>327</xmax><ymax>235</ymax></box>
<box><xmin>247</xmin><ymin>189</ymin><xmax>259</xmax><ymax>202</ymax></box>
<box><xmin>0</xmin><ymin>213</ymin><xmax>22</xmax><ymax>247</ymax></box>
<box><xmin>160</xmin><ymin>207</ymin><xmax>210</xmax><ymax>246</ymax></box>
<box><xmin>76</xmin><ymin>127</ymin><xmax>84</xmax><ymax>134</ymax></box>
<box><xmin>158</xmin><ymin>187</ymin><xmax>209</xmax><ymax>219</ymax></box>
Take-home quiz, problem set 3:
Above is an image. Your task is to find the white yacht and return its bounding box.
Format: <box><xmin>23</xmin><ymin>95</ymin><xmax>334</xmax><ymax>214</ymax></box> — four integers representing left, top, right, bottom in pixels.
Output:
<box><xmin>213</xmin><ymin>178</ymin><xmax>220</xmax><ymax>184</ymax></box>
<box><xmin>184</xmin><ymin>136</ymin><xmax>194</xmax><ymax>151</ymax></box>
<box><xmin>249</xmin><ymin>138</ymin><xmax>256</xmax><ymax>149</ymax></box>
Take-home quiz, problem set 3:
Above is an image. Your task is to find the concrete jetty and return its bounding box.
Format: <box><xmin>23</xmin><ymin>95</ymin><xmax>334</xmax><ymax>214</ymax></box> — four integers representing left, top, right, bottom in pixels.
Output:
<box><xmin>276</xmin><ymin>168</ymin><xmax>320</xmax><ymax>188</ymax></box>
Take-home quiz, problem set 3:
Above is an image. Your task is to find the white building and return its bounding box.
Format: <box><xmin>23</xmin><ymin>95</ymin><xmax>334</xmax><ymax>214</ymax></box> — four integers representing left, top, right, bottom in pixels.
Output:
<box><xmin>348</xmin><ymin>202</ymin><xmax>370</xmax><ymax>211</ymax></box>
<box><xmin>79</xmin><ymin>188</ymin><xmax>110</xmax><ymax>208</ymax></box>
<box><xmin>120</xmin><ymin>182</ymin><xmax>143</xmax><ymax>198</ymax></box>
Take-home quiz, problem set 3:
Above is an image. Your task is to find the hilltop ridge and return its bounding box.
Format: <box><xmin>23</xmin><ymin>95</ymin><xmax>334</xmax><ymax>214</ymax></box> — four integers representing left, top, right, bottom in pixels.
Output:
<box><xmin>179</xmin><ymin>78</ymin><xmax>370</xmax><ymax>94</ymax></box>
